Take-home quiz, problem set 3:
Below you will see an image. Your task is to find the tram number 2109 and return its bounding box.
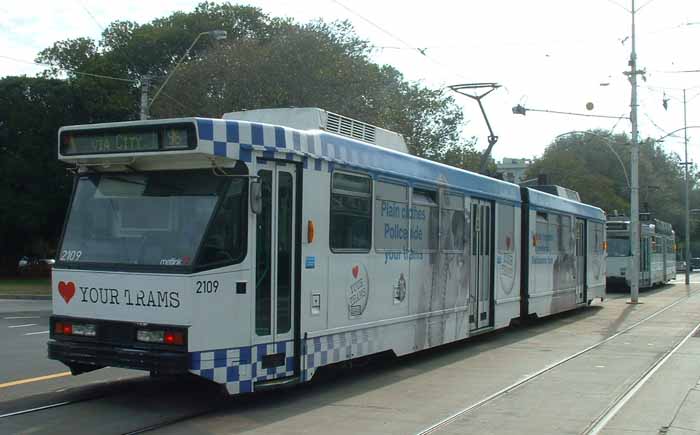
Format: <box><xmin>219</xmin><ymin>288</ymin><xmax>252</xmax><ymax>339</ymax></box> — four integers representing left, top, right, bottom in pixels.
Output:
<box><xmin>195</xmin><ymin>280</ymin><xmax>219</xmax><ymax>294</ymax></box>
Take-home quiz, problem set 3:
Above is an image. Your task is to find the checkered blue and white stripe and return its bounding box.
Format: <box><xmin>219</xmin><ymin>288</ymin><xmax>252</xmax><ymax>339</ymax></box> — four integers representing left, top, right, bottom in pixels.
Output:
<box><xmin>194</xmin><ymin>117</ymin><xmax>523</xmax><ymax>204</ymax></box>
<box><xmin>196</xmin><ymin>118</ymin><xmax>385</xmax><ymax>174</ymax></box>
<box><xmin>302</xmin><ymin>327</ymin><xmax>387</xmax><ymax>381</ymax></box>
<box><xmin>190</xmin><ymin>340</ymin><xmax>294</xmax><ymax>394</ymax></box>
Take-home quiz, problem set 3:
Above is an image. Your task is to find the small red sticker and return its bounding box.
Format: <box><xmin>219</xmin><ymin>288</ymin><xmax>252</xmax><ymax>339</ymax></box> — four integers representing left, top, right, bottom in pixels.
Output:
<box><xmin>352</xmin><ymin>265</ymin><xmax>359</xmax><ymax>279</ymax></box>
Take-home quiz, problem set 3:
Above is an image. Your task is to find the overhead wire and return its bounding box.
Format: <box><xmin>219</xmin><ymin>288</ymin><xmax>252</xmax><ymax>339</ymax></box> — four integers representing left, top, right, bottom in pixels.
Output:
<box><xmin>74</xmin><ymin>0</ymin><xmax>105</xmax><ymax>33</ymax></box>
<box><xmin>0</xmin><ymin>54</ymin><xmax>138</xmax><ymax>83</ymax></box>
<box><xmin>328</xmin><ymin>0</ymin><xmax>465</xmax><ymax>83</ymax></box>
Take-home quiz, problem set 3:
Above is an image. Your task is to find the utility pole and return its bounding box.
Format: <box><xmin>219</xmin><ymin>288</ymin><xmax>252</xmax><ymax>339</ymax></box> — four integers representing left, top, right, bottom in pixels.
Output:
<box><xmin>140</xmin><ymin>75</ymin><xmax>151</xmax><ymax>120</ymax></box>
<box><xmin>627</xmin><ymin>0</ymin><xmax>641</xmax><ymax>304</ymax></box>
<box><xmin>684</xmin><ymin>89</ymin><xmax>690</xmax><ymax>285</ymax></box>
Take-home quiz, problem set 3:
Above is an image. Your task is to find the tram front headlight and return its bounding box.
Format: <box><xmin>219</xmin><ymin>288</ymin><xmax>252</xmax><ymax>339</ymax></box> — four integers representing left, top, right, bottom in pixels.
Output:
<box><xmin>137</xmin><ymin>329</ymin><xmax>164</xmax><ymax>343</ymax></box>
<box><xmin>54</xmin><ymin>321</ymin><xmax>96</xmax><ymax>337</ymax></box>
<box><xmin>136</xmin><ymin>329</ymin><xmax>185</xmax><ymax>345</ymax></box>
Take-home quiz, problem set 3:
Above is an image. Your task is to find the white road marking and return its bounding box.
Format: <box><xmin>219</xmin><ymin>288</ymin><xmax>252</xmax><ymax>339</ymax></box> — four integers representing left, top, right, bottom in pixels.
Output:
<box><xmin>3</xmin><ymin>316</ymin><xmax>40</xmax><ymax>320</ymax></box>
<box><xmin>24</xmin><ymin>330</ymin><xmax>49</xmax><ymax>336</ymax></box>
<box><xmin>8</xmin><ymin>324</ymin><xmax>37</xmax><ymax>328</ymax></box>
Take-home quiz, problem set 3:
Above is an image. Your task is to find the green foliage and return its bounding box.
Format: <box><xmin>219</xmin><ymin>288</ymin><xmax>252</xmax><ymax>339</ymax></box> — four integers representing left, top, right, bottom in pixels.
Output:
<box><xmin>526</xmin><ymin>129</ymin><xmax>694</xmax><ymax>240</ymax></box>
<box><xmin>0</xmin><ymin>76</ymin><xmax>84</xmax><ymax>272</ymax></box>
<box><xmin>1</xmin><ymin>2</ymin><xmax>480</xmax><ymax>273</ymax></box>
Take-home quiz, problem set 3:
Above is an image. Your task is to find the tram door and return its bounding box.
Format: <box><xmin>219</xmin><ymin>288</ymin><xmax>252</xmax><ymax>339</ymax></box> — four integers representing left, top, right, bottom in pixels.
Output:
<box><xmin>575</xmin><ymin>218</ymin><xmax>586</xmax><ymax>304</ymax></box>
<box><xmin>469</xmin><ymin>199</ymin><xmax>492</xmax><ymax>330</ymax></box>
<box><xmin>254</xmin><ymin>163</ymin><xmax>296</xmax><ymax>359</ymax></box>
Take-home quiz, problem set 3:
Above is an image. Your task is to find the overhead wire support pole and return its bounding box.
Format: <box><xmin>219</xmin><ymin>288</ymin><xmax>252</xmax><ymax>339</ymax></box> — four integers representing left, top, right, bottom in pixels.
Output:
<box><xmin>684</xmin><ymin>89</ymin><xmax>690</xmax><ymax>286</ymax></box>
<box><xmin>627</xmin><ymin>0</ymin><xmax>641</xmax><ymax>304</ymax></box>
<box><xmin>449</xmin><ymin>83</ymin><xmax>501</xmax><ymax>175</ymax></box>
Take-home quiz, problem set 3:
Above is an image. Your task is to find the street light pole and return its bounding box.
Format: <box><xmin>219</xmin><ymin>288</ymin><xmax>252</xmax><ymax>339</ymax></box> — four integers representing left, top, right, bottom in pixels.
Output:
<box><xmin>147</xmin><ymin>30</ymin><xmax>227</xmax><ymax>118</ymax></box>
<box><xmin>139</xmin><ymin>75</ymin><xmax>151</xmax><ymax>120</ymax></box>
<box><xmin>627</xmin><ymin>0</ymin><xmax>641</xmax><ymax>304</ymax></box>
<box><xmin>684</xmin><ymin>89</ymin><xmax>690</xmax><ymax>285</ymax></box>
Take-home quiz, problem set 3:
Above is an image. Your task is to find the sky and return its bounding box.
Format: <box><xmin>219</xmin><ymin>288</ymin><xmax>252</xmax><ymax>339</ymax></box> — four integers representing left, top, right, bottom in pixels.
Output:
<box><xmin>1</xmin><ymin>0</ymin><xmax>699</xmax><ymax>165</ymax></box>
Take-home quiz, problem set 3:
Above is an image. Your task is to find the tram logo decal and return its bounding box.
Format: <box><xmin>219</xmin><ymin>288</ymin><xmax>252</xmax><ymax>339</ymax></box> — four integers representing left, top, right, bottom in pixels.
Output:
<box><xmin>347</xmin><ymin>264</ymin><xmax>369</xmax><ymax>318</ymax></box>
<box><xmin>393</xmin><ymin>273</ymin><xmax>406</xmax><ymax>303</ymax></box>
<box><xmin>58</xmin><ymin>281</ymin><xmax>76</xmax><ymax>303</ymax></box>
<box><xmin>56</xmin><ymin>280</ymin><xmax>181</xmax><ymax>308</ymax></box>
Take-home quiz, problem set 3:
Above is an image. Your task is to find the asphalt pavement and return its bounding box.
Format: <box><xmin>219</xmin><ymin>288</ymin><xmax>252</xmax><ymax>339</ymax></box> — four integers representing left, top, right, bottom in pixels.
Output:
<box><xmin>2</xmin><ymin>275</ymin><xmax>700</xmax><ymax>434</ymax></box>
<box><xmin>0</xmin><ymin>299</ymin><xmax>63</xmax><ymax>382</ymax></box>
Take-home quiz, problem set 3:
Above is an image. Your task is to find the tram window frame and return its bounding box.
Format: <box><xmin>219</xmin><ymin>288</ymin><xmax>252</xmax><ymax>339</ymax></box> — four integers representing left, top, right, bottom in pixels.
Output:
<box><xmin>590</xmin><ymin>222</ymin><xmax>604</xmax><ymax>255</ymax></box>
<box><xmin>374</xmin><ymin>180</ymin><xmax>409</xmax><ymax>252</ymax></box>
<box><xmin>535</xmin><ymin>211</ymin><xmax>550</xmax><ymax>254</ymax></box>
<box><xmin>497</xmin><ymin>204</ymin><xmax>515</xmax><ymax>253</ymax></box>
<box><xmin>329</xmin><ymin>171</ymin><xmax>372</xmax><ymax>253</ymax></box>
<box><xmin>441</xmin><ymin>191</ymin><xmax>465</xmax><ymax>253</ymax></box>
<box><xmin>559</xmin><ymin>215</ymin><xmax>573</xmax><ymax>254</ymax></box>
<box><xmin>195</xmin><ymin>176</ymin><xmax>249</xmax><ymax>271</ymax></box>
<box><xmin>411</xmin><ymin>187</ymin><xmax>439</xmax><ymax>253</ymax></box>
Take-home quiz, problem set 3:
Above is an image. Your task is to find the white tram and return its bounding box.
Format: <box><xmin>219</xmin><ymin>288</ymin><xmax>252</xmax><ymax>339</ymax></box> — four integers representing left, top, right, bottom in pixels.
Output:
<box><xmin>48</xmin><ymin>108</ymin><xmax>606</xmax><ymax>395</ymax></box>
<box><xmin>606</xmin><ymin>216</ymin><xmax>676</xmax><ymax>288</ymax></box>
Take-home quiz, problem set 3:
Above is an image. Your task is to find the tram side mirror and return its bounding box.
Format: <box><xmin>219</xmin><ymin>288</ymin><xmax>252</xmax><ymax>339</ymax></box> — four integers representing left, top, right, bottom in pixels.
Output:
<box><xmin>250</xmin><ymin>181</ymin><xmax>262</xmax><ymax>214</ymax></box>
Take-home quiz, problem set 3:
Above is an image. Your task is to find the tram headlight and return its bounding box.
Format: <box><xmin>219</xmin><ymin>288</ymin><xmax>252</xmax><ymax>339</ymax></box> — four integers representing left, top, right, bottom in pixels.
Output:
<box><xmin>136</xmin><ymin>329</ymin><xmax>185</xmax><ymax>345</ymax></box>
<box><xmin>54</xmin><ymin>321</ymin><xmax>96</xmax><ymax>337</ymax></box>
<box><xmin>137</xmin><ymin>329</ymin><xmax>164</xmax><ymax>343</ymax></box>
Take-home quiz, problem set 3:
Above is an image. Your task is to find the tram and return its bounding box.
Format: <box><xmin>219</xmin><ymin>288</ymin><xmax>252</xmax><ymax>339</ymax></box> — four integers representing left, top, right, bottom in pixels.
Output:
<box><xmin>606</xmin><ymin>216</ymin><xmax>676</xmax><ymax>288</ymax></box>
<box><xmin>48</xmin><ymin>108</ymin><xmax>606</xmax><ymax>395</ymax></box>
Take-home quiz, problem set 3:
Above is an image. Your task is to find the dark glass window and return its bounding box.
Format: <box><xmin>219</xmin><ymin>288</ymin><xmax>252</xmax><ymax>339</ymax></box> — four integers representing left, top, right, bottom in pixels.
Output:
<box><xmin>59</xmin><ymin>168</ymin><xmax>247</xmax><ymax>271</ymax></box>
<box><xmin>330</xmin><ymin>172</ymin><xmax>372</xmax><ymax>251</ymax></box>
<box><xmin>197</xmin><ymin>177</ymin><xmax>248</xmax><ymax>268</ymax></box>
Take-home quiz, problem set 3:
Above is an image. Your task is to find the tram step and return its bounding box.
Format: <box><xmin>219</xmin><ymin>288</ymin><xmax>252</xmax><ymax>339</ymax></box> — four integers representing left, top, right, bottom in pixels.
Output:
<box><xmin>254</xmin><ymin>375</ymin><xmax>301</xmax><ymax>391</ymax></box>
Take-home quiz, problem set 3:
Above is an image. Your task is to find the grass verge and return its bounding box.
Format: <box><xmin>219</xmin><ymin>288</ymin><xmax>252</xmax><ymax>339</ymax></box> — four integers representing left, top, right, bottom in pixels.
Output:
<box><xmin>0</xmin><ymin>278</ymin><xmax>51</xmax><ymax>296</ymax></box>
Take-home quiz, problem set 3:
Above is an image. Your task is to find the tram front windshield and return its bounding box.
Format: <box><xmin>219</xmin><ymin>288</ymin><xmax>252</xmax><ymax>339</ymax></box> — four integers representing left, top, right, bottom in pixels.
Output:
<box><xmin>608</xmin><ymin>235</ymin><xmax>631</xmax><ymax>257</ymax></box>
<box><xmin>59</xmin><ymin>169</ymin><xmax>247</xmax><ymax>269</ymax></box>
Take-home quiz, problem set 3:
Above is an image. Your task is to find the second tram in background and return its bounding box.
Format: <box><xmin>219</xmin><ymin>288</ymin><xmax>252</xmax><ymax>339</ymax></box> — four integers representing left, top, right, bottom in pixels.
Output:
<box><xmin>606</xmin><ymin>215</ymin><xmax>676</xmax><ymax>288</ymax></box>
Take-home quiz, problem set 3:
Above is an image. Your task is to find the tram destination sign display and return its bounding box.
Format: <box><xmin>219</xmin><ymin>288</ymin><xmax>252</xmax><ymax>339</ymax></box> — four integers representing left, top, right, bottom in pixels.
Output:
<box><xmin>60</xmin><ymin>123</ymin><xmax>196</xmax><ymax>156</ymax></box>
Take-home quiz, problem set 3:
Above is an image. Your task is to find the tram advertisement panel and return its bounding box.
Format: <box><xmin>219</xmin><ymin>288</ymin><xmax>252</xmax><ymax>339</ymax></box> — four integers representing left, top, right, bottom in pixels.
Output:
<box><xmin>52</xmin><ymin>270</ymin><xmax>192</xmax><ymax>324</ymax></box>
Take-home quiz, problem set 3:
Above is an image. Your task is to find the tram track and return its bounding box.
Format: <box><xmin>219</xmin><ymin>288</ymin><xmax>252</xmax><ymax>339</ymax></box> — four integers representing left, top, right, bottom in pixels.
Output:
<box><xmin>582</xmin><ymin>320</ymin><xmax>700</xmax><ymax>435</ymax></box>
<box><xmin>4</xmin><ymin>289</ymin><xmax>699</xmax><ymax>435</ymax></box>
<box><xmin>0</xmin><ymin>375</ymin><xmax>222</xmax><ymax>435</ymax></box>
<box><xmin>416</xmin><ymin>288</ymin><xmax>700</xmax><ymax>435</ymax></box>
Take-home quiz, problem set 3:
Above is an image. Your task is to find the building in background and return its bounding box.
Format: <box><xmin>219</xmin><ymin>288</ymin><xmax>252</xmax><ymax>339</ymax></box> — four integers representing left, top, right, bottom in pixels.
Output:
<box><xmin>497</xmin><ymin>157</ymin><xmax>532</xmax><ymax>184</ymax></box>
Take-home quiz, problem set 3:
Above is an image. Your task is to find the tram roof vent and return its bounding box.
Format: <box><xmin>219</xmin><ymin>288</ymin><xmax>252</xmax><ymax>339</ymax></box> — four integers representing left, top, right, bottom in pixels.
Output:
<box><xmin>222</xmin><ymin>107</ymin><xmax>408</xmax><ymax>153</ymax></box>
<box><xmin>530</xmin><ymin>185</ymin><xmax>581</xmax><ymax>202</ymax></box>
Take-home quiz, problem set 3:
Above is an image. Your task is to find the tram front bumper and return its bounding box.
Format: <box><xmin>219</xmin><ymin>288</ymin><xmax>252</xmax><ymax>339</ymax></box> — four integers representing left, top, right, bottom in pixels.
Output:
<box><xmin>48</xmin><ymin>340</ymin><xmax>189</xmax><ymax>374</ymax></box>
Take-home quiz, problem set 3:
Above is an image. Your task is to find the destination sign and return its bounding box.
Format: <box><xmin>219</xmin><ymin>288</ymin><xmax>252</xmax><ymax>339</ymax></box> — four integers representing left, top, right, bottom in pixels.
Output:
<box><xmin>60</xmin><ymin>124</ymin><xmax>195</xmax><ymax>156</ymax></box>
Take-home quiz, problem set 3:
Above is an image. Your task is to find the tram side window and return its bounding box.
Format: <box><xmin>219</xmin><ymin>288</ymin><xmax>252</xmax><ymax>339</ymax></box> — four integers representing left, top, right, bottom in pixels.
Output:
<box><xmin>375</xmin><ymin>181</ymin><xmax>409</xmax><ymax>251</ymax></box>
<box><xmin>549</xmin><ymin>214</ymin><xmax>562</xmax><ymax>255</ymax></box>
<box><xmin>330</xmin><ymin>172</ymin><xmax>372</xmax><ymax>252</ymax></box>
<box><xmin>559</xmin><ymin>215</ymin><xmax>573</xmax><ymax>254</ymax></box>
<box><xmin>442</xmin><ymin>192</ymin><xmax>465</xmax><ymax>252</ymax></box>
<box><xmin>498</xmin><ymin>205</ymin><xmax>515</xmax><ymax>253</ymax></box>
<box><xmin>535</xmin><ymin>212</ymin><xmax>550</xmax><ymax>254</ymax></box>
<box><xmin>411</xmin><ymin>188</ymin><xmax>438</xmax><ymax>252</ymax></box>
<box><xmin>197</xmin><ymin>178</ymin><xmax>248</xmax><ymax>267</ymax></box>
<box><xmin>590</xmin><ymin>222</ymin><xmax>604</xmax><ymax>255</ymax></box>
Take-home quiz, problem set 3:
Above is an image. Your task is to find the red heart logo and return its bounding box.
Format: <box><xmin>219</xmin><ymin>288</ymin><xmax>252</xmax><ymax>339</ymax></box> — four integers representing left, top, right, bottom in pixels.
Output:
<box><xmin>352</xmin><ymin>265</ymin><xmax>359</xmax><ymax>279</ymax></box>
<box><xmin>58</xmin><ymin>281</ymin><xmax>76</xmax><ymax>303</ymax></box>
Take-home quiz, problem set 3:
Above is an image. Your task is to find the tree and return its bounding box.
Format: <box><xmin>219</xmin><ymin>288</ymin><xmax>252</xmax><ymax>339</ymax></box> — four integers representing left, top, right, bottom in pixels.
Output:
<box><xmin>36</xmin><ymin>4</ymin><xmax>477</xmax><ymax>168</ymax></box>
<box><xmin>0</xmin><ymin>76</ymin><xmax>86</xmax><ymax>273</ymax></box>
<box><xmin>0</xmin><ymin>3</ymin><xmax>482</xmax><ymax>274</ymax></box>
<box><xmin>526</xmin><ymin>129</ymin><xmax>694</xmax><ymax>242</ymax></box>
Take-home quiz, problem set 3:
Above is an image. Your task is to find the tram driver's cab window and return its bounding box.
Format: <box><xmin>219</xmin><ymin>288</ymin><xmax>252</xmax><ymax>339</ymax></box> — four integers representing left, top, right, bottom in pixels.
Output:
<box><xmin>330</xmin><ymin>172</ymin><xmax>372</xmax><ymax>252</ymax></box>
<box><xmin>197</xmin><ymin>177</ymin><xmax>248</xmax><ymax>268</ymax></box>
